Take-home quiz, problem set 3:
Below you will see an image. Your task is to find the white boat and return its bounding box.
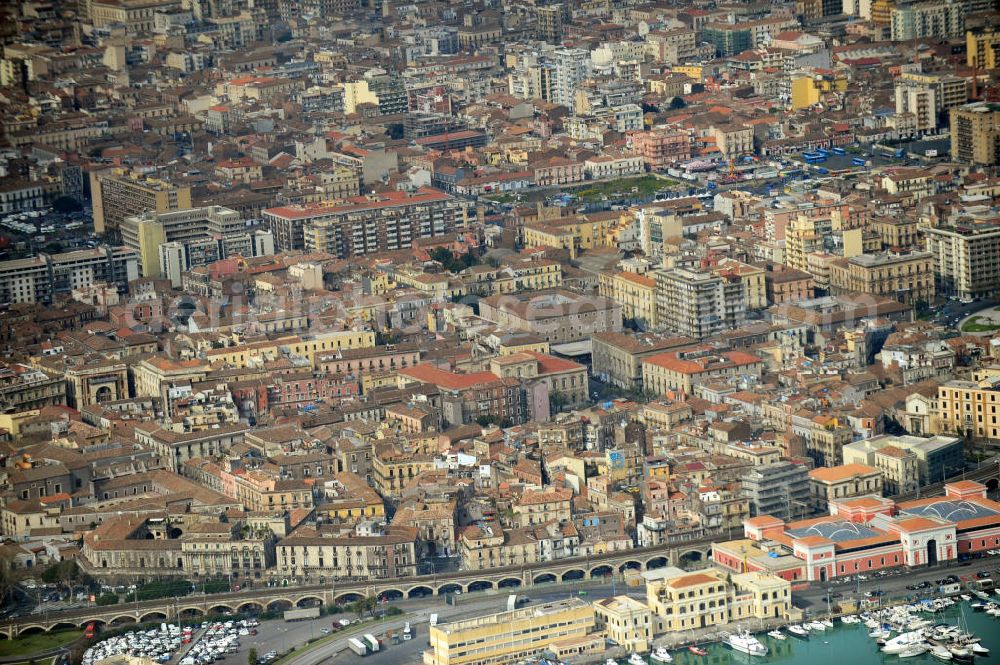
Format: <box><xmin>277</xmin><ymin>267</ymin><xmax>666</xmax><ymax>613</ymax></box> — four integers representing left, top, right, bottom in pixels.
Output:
<box><xmin>931</xmin><ymin>645</ymin><xmax>954</xmax><ymax>661</ymax></box>
<box><xmin>727</xmin><ymin>631</ymin><xmax>769</xmax><ymax>657</ymax></box>
<box><xmin>949</xmin><ymin>645</ymin><xmax>974</xmax><ymax>661</ymax></box>
<box><xmin>841</xmin><ymin>615</ymin><xmax>860</xmax><ymax>624</ymax></box>
<box><xmin>767</xmin><ymin>630</ymin><xmax>786</xmax><ymax>640</ymax></box>
<box><xmin>960</xmin><ymin>595</ymin><xmax>971</xmax><ymax>601</ymax></box>
<box><xmin>787</xmin><ymin>625</ymin><xmax>809</xmax><ymax>639</ymax></box>
<box><xmin>607</xmin><ymin>660</ymin><xmax>620</xmax><ymax>665</ymax></box>
<box><xmin>899</xmin><ymin>643</ymin><xmax>929</xmax><ymax>658</ymax></box>
<box><xmin>809</xmin><ymin>620</ymin><xmax>827</xmax><ymax>631</ymax></box>
<box><xmin>870</xmin><ymin>629</ymin><xmax>891</xmax><ymax>639</ymax></box>
<box><xmin>883</xmin><ymin>631</ymin><xmax>926</xmax><ymax>654</ymax></box>
<box><xmin>650</xmin><ymin>647</ymin><xmax>673</xmax><ymax>663</ymax></box>
<box><xmin>629</xmin><ymin>655</ymin><xmax>646</xmax><ymax>665</ymax></box>
<box><xmin>970</xmin><ymin>643</ymin><xmax>989</xmax><ymax>656</ymax></box>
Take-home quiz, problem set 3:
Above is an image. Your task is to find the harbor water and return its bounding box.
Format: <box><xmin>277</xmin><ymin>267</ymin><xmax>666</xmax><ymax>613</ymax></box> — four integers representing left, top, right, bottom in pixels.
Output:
<box><xmin>640</xmin><ymin>601</ymin><xmax>1000</xmax><ymax>665</ymax></box>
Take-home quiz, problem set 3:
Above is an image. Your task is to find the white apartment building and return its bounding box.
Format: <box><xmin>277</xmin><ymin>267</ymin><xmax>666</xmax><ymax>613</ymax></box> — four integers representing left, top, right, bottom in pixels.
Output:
<box><xmin>0</xmin><ymin>247</ymin><xmax>139</xmax><ymax>305</ymax></box>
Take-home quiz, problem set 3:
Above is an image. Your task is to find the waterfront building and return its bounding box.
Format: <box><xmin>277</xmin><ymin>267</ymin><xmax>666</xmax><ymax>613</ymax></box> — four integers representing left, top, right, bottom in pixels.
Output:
<box><xmin>423</xmin><ymin>598</ymin><xmax>595</xmax><ymax>665</ymax></box>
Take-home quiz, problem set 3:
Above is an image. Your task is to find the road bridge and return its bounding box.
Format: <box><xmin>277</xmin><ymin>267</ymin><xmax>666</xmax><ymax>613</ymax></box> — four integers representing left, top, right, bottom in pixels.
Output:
<box><xmin>0</xmin><ymin>534</ymin><xmax>716</xmax><ymax>638</ymax></box>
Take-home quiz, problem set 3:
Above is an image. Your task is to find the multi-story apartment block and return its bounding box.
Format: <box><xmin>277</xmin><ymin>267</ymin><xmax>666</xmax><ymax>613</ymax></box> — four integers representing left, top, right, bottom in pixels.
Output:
<box><xmin>828</xmin><ymin>250</ymin><xmax>935</xmax><ymax>305</ymax></box>
<box><xmin>535</xmin><ymin>4</ymin><xmax>566</xmax><ymax>42</ymax></box>
<box><xmin>949</xmin><ymin>102</ymin><xmax>1000</xmax><ymax>165</ymax></box>
<box><xmin>897</xmin><ymin>72</ymin><xmax>967</xmax><ymax>116</ymax></box>
<box><xmin>895</xmin><ymin>82</ymin><xmax>938</xmax><ymax>133</ymax></box>
<box><xmin>967</xmin><ymin>24</ymin><xmax>1000</xmax><ymax>69</ymax></box>
<box><xmin>925</xmin><ymin>219</ymin><xmax>1000</xmax><ymax>299</ymax></box>
<box><xmin>0</xmin><ymin>247</ymin><xmax>139</xmax><ymax>305</ymax></box>
<box><xmin>630</xmin><ymin>128</ymin><xmax>691</xmax><ymax>170</ymax></box>
<box><xmin>90</xmin><ymin>169</ymin><xmax>193</xmax><ymax>241</ymax></box>
<box><xmin>598</xmin><ymin>271</ymin><xmax>659</xmax><ymax>330</ymax></box>
<box><xmin>937</xmin><ymin>378</ymin><xmax>1000</xmax><ymax>441</ymax></box>
<box><xmin>134</xmin><ymin>423</ymin><xmax>248</xmax><ymax>472</ymax></box>
<box><xmin>655</xmin><ymin>267</ymin><xmax>747</xmax><ymax>340</ymax></box>
<box><xmin>91</xmin><ymin>0</ymin><xmax>182</xmax><ymax>33</ymax></box>
<box><xmin>552</xmin><ymin>48</ymin><xmax>589</xmax><ymax>109</ymax></box>
<box><xmin>741</xmin><ymin>461</ymin><xmax>811</xmax><ymax>520</ymax></box>
<box><xmin>122</xmin><ymin>206</ymin><xmax>274</xmax><ymax>281</ymax></box>
<box><xmin>265</xmin><ymin>188</ymin><xmax>457</xmax><ymax>254</ymax></box>
<box><xmin>890</xmin><ymin>0</ymin><xmax>965</xmax><ymax>41</ymax></box>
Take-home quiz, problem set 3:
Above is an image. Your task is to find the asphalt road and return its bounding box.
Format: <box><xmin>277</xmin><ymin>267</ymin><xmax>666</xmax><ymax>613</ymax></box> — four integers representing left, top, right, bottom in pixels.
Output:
<box><xmin>90</xmin><ymin>557</ymin><xmax>1000</xmax><ymax>665</ymax></box>
<box><xmin>794</xmin><ymin>557</ymin><xmax>1000</xmax><ymax>614</ymax></box>
<box><xmin>205</xmin><ymin>580</ymin><xmax>643</xmax><ymax>665</ymax></box>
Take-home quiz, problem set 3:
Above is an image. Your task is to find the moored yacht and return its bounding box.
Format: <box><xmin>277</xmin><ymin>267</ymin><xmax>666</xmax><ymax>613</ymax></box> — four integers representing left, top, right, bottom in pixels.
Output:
<box><xmin>727</xmin><ymin>631</ymin><xmax>769</xmax><ymax>657</ymax></box>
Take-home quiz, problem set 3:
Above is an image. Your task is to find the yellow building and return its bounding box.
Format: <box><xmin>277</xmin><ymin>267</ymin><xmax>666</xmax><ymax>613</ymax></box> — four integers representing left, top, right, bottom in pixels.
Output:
<box><xmin>950</xmin><ymin>102</ymin><xmax>1000</xmax><ymax>166</ymax></box>
<box><xmin>338</xmin><ymin>80</ymin><xmax>380</xmax><ymax>114</ymax></box>
<box><xmin>598</xmin><ymin>271</ymin><xmax>659</xmax><ymax>330</ymax></box>
<box><xmin>424</xmin><ymin>599</ymin><xmax>595</xmax><ymax>665</ymax></box>
<box><xmin>790</xmin><ymin>73</ymin><xmax>848</xmax><ymax>110</ymax></box>
<box><xmin>522</xmin><ymin>211</ymin><xmax>622</xmax><ymax>260</ymax></box>
<box><xmin>645</xmin><ymin>567</ymin><xmax>730</xmax><ymax>632</ymax></box>
<box><xmin>938</xmin><ymin>378</ymin><xmax>1000</xmax><ymax>440</ymax></box>
<box><xmin>204</xmin><ymin>330</ymin><xmax>375</xmax><ymax>369</ymax></box>
<box><xmin>90</xmin><ymin>169</ymin><xmax>192</xmax><ymax>239</ymax></box>
<box><xmin>643</xmin><ymin>566</ymin><xmax>791</xmax><ymax>632</ymax></box>
<box><xmin>593</xmin><ymin>596</ymin><xmax>654</xmax><ymax>653</ymax></box>
<box><xmin>731</xmin><ymin>571</ymin><xmax>792</xmax><ymax>621</ymax></box>
<box><xmin>714</xmin><ymin>259</ymin><xmax>766</xmax><ymax>310</ymax></box>
<box><xmin>967</xmin><ymin>26</ymin><xmax>1000</xmax><ymax>69</ymax></box>
<box><xmin>672</xmin><ymin>64</ymin><xmax>704</xmax><ymax>82</ymax></box>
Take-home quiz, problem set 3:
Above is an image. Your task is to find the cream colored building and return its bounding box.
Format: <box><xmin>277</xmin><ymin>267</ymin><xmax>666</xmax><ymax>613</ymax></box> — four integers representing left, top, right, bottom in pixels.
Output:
<box><xmin>828</xmin><ymin>251</ymin><xmax>934</xmax><ymax>305</ymax></box>
<box><xmin>925</xmin><ymin>220</ymin><xmax>1000</xmax><ymax>299</ymax></box>
<box><xmin>808</xmin><ymin>463</ymin><xmax>884</xmax><ymax>509</ymax></box>
<box><xmin>593</xmin><ymin>595</ymin><xmax>654</xmax><ymax>652</ymax></box>
<box><xmin>424</xmin><ymin>599</ymin><xmax>595</xmax><ymax>665</ymax></box>
<box><xmin>645</xmin><ymin>567</ymin><xmax>730</xmax><ymax>632</ymax></box>
<box><xmin>599</xmin><ymin>271</ymin><xmax>659</xmax><ymax>330</ymax></box>
<box><xmin>643</xmin><ymin>566</ymin><xmax>791</xmax><ymax>633</ymax></box>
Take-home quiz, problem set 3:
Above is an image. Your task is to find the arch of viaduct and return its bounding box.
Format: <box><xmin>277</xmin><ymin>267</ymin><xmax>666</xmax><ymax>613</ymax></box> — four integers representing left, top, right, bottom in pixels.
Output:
<box><xmin>0</xmin><ymin>542</ymin><xmax>714</xmax><ymax>638</ymax></box>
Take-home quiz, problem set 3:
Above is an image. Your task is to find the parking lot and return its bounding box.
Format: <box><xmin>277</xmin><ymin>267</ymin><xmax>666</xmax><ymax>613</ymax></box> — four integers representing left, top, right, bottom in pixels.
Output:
<box><xmin>81</xmin><ymin>619</ymin><xmax>258</xmax><ymax>665</ymax></box>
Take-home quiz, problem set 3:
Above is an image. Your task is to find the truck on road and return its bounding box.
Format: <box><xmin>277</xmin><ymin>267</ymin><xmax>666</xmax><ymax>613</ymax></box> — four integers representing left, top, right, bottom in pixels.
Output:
<box><xmin>283</xmin><ymin>607</ymin><xmax>320</xmax><ymax>622</ymax></box>
<box><xmin>348</xmin><ymin>638</ymin><xmax>368</xmax><ymax>656</ymax></box>
<box><xmin>363</xmin><ymin>634</ymin><xmax>380</xmax><ymax>653</ymax></box>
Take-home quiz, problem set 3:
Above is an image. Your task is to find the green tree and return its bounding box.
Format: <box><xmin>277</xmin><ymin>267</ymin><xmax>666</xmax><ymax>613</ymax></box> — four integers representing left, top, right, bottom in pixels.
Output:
<box><xmin>549</xmin><ymin>391</ymin><xmax>569</xmax><ymax>414</ymax></box>
<box><xmin>430</xmin><ymin>247</ymin><xmax>455</xmax><ymax>266</ymax></box>
<box><xmin>476</xmin><ymin>415</ymin><xmax>499</xmax><ymax>427</ymax></box>
<box><xmin>350</xmin><ymin>596</ymin><xmax>377</xmax><ymax>618</ymax></box>
<box><xmin>96</xmin><ymin>593</ymin><xmax>119</xmax><ymax>606</ymax></box>
<box><xmin>669</xmin><ymin>96</ymin><xmax>687</xmax><ymax>109</ymax></box>
<box><xmin>248</xmin><ymin>648</ymin><xmax>257</xmax><ymax>665</ymax></box>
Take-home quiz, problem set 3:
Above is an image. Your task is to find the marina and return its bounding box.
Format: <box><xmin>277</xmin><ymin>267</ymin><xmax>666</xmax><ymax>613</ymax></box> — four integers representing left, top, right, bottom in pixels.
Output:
<box><xmin>605</xmin><ymin>598</ymin><xmax>1000</xmax><ymax>665</ymax></box>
